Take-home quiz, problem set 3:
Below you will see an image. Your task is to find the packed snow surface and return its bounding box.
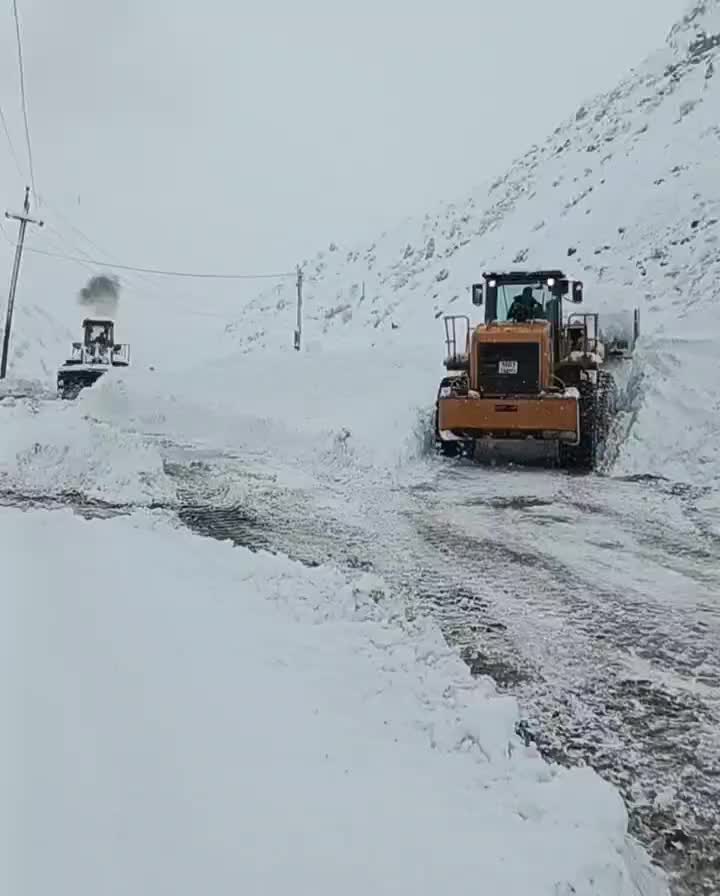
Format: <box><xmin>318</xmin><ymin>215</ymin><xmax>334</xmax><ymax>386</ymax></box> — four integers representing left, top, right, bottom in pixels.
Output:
<box><xmin>4</xmin><ymin>506</ymin><xmax>666</xmax><ymax>896</ymax></box>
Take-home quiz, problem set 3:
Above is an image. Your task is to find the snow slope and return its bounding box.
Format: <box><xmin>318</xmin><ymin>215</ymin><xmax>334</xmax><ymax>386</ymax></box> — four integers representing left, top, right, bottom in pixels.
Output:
<box><xmin>3</xmin><ymin>506</ymin><xmax>667</xmax><ymax>896</ymax></box>
<box><xmin>228</xmin><ymin>0</ymin><xmax>720</xmax><ymax>486</ymax></box>
<box><xmin>0</xmin><ymin>302</ymin><xmax>72</xmax><ymax>389</ymax></box>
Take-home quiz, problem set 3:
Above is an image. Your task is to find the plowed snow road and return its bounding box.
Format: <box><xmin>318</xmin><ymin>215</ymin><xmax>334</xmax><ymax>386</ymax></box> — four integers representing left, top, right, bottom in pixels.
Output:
<box><xmin>5</xmin><ymin>425</ymin><xmax>718</xmax><ymax>896</ymax></box>
<box><xmin>165</xmin><ymin>447</ymin><xmax>720</xmax><ymax>896</ymax></box>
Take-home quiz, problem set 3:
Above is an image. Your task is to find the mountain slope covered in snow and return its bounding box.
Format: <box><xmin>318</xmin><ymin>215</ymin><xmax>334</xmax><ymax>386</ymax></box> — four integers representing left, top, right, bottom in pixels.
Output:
<box><xmin>228</xmin><ymin>0</ymin><xmax>720</xmax><ymax>485</ymax></box>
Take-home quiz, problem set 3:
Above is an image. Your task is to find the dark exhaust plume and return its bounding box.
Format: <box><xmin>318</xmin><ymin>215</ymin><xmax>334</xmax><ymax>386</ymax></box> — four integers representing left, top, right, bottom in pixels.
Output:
<box><xmin>78</xmin><ymin>274</ymin><xmax>121</xmax><ymax>316</ymax></box>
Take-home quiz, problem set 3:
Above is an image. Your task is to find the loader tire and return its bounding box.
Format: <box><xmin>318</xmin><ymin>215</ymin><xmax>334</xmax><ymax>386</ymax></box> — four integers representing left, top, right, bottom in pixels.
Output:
<box><xmin>559</xmin><ymin>380</ymin><xmax>599</xmax><ymax>471</ymax></box>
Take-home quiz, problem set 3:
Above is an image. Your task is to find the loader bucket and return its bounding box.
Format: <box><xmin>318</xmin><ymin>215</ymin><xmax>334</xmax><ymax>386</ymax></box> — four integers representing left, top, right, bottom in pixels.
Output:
<box><xmin>598</xmin><ymin>309</ymin><xmax>640</xmax><ymax>358</ymax></box>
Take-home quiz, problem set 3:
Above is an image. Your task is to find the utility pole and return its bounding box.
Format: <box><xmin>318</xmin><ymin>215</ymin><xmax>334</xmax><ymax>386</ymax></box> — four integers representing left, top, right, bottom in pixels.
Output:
<box><xmin>293</xmin><ymin>264</ymin><xmax>303</xmax><ymax>351</ymax></box>
<box><xmin>1</xmin><ymin>186</ymin><xmax>43</xmax><ymax>379</ymax></box>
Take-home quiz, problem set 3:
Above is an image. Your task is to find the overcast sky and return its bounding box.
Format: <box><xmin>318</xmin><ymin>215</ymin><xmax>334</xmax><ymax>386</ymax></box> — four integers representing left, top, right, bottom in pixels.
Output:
<box><xmin>0</xmin><ymin>0</ymin><xmax>685</xmax><ymax>338</ymax></box>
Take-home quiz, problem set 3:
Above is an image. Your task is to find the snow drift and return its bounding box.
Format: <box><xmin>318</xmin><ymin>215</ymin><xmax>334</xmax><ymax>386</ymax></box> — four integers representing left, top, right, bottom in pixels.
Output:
<box><xmin>75</xmin><ymin>348</ymin><xmax>443</xmax><ymax>480</ymax></box>
<box><xmin>228</xmin><ymin>0</ymin><xmax>720</xmax><ymax>487</ymax></box>
<box><xmin>3</xmin><ymin>506</ymin><xmax>668</xmax><ymax>896</ymax></box>
<box><xmin>0</xmin><ymin>395</ymin><xmax>175</xmax><ymax>506</ymax></box>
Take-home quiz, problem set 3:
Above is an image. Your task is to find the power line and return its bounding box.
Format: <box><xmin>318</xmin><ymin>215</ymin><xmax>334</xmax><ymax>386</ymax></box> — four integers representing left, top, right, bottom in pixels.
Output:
<box><xmin>0</xmin><ymin>101</ymin><xmax>24</xmax><ymax>180</ymax></box>
<box><xmin>13</xmin><ymin>211</ymin><xmax>299</xmax><ymax>326</ymax></box>
<box><xmin>22</xmin><ymin>232</ymin><xmax>237</xmax><ymax>319</ymax></box>
<box><xmin>43</xmin><ymin>218</ymin><xmax>228</xmax><ymax>313</ymax></box>
<box><xmin>42</xmin><ymin>222</ymin><xmax>120</xmax><ymax>276</ymax></box>
<box><xmin>43</xmin><ymin>201</ymin><xmax>295</xmax><ymax>284</ymax></box>
<box><xmin>11</xmin><ymin>0</ymin><xmax>37</xmax><ymax>202</ymax></box>
<box><xmin>24</xmin><ymin>245</ymin><xmax>295</xmax><ymax>280</ymax></box>
<box><xmin>27</xmin><ymin>201</ymin><xmax>272</xmax><ymax>317</ymax></box>
<box><xmin>42</xmin><ymin>202</ymin><xmax>185</xmax><ymax>296</ymax></box>
<box><xmin>44</xmin><ymin>201</ymin><xmax>116</xmax><ymax>262</ymax></box>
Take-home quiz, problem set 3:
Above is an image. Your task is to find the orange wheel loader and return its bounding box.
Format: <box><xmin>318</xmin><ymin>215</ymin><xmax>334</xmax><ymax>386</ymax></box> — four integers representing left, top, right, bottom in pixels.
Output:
<box><xmin>433</xmin><ymin>270</ymin><xmax>631</xmax><ymax>471</ymax></box>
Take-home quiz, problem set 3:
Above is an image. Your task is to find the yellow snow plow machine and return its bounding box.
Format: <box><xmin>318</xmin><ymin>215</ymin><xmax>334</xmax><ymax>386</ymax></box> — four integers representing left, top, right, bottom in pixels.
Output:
<box><xmin>433</xmin><ymin>270</ymin><xmax>639</xmax><ymax>470</ymax></box>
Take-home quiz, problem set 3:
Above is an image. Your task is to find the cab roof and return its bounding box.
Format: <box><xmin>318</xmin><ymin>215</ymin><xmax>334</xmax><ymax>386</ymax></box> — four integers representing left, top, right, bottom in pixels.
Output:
<box><xmin>482</xmin><ymin>270</ymin><xmax>567</xmax><ymax>284</ymax></box>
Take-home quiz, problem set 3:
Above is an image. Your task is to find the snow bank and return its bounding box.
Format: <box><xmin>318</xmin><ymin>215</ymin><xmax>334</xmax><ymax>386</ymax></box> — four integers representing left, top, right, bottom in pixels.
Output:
<box><xmin>3</xmin><ymin>507</ymin><xmax>667</xmax><ymax>896</ymax></box>
<box><xmin>612</xmin><ymin>330</ymin><xmax>720</xmax><ymax>486</ymax></box>
<box><xmin>0</xmin><ymin>397</ymin><xmax>175</xmax><ymax>506</ymax></box>
<box><xmin>77</xmin><ymin>346</ymin><xmax>443</xmax><ymax>478</ymax></box>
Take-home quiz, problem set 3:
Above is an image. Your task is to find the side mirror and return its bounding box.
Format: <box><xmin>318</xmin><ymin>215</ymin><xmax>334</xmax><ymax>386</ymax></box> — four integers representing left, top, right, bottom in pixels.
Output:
<box><xmin>471</xmin><ymin>283</ymin><xmax>484</xmax><ymax>306</ymax></box>
<box><xmin>571</xmin><ymin>281</ymin><xmax>583</xmax><ymax>304</ymax></box>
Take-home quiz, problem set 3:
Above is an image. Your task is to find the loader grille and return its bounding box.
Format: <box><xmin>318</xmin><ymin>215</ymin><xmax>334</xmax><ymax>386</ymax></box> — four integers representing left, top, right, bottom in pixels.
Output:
<box><xmin>476</xmin><ymin>342</ymin><xmax>540</xmax><ymax>395</ymax></box>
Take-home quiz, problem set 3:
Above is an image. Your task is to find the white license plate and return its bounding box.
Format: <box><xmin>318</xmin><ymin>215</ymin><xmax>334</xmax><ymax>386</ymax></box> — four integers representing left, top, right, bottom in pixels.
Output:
<box><xmin>498</xmin><ymin>360</ymin><xmax>518</xmax><ymax>374</ymax></box>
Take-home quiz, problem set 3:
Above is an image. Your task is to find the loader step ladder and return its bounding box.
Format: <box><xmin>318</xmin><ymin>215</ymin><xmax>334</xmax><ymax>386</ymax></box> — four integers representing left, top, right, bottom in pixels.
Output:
<box><xmin>443</xmin><ymin>315</ymin><xmax>470</xmax><ymax>371</ymax></box>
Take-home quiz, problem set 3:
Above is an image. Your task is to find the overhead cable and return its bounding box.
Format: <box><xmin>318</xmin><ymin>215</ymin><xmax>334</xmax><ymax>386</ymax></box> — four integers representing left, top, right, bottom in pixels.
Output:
<box><xmin>11</xmin><ymin>0</ymin><xmax>37</xmax><ymax>201</ymax></box>
<box><xmin>25</xmin><ymin>245</ymin><xmax>295</xmax><ymax>280</ymax></box>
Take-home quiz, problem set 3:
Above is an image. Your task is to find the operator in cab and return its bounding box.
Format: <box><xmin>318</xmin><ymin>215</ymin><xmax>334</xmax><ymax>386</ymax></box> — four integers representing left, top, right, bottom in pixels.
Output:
<box><xmin>508</xmin><ymin>286</ymin><xmax>544</xmax><ymax>322</ymax></box>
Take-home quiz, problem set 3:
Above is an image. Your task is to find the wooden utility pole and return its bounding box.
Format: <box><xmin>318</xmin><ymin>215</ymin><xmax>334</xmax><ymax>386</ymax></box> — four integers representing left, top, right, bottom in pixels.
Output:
<box><xmin>1</xmin><ymin>186</ymin><xmax>43</xmax><ymax>379</ymax></box>
<box><xmin>293</xmin><ymin>264</ymin><xmax>303</xmax><ymax>351</ymax></box>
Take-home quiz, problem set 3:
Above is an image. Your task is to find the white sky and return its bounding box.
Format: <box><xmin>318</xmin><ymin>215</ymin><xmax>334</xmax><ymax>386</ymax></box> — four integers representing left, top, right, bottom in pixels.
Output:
<box><xmin>0</xmin><ymin>0</ymin><xmax>686</xmax><ymax>337</ymax></box>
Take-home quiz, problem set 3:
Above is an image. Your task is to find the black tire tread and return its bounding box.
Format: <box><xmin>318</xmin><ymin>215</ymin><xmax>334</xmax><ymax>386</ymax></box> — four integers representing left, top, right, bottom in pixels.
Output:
<box><xmin>559</xmin><ymin>379</ymin><xmax>599</xmax><ymax>471</ymax></box>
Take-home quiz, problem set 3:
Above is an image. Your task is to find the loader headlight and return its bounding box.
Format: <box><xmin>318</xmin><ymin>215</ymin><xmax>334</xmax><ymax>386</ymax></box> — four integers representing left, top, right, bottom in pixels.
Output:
<box><xmin>439</xmin><ymin>386</ymin><xmax>452</xmax><ymax>398</ymax></box>
<box><xmin>488</xmin><ymin>279</ymin><xmax>497</xmax><ymax>288</ymax></box>
<box><xmin>547</xmin><ymin>277</ymin><xmax>556</xmax><ymax>287</ymax></box>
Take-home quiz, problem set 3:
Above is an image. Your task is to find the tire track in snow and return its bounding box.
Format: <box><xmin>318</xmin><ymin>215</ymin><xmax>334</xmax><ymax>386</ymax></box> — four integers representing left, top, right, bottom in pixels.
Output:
<box><xmin>164</xmin><ymin>449</ymin><xmax>720</xmax><ymax>896</ymax></box>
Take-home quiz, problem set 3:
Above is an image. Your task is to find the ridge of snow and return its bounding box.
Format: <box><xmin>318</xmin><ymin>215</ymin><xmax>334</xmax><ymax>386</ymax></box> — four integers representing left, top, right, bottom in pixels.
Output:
<box><xmin>0</xmin><ymin>391</ymin><xmax>176</xmax><ymax>506</ymax></box>
<box><xmin>76</xmin><ymin>348</ymin><xmax>442</xmax><ymax>481</ymax></box>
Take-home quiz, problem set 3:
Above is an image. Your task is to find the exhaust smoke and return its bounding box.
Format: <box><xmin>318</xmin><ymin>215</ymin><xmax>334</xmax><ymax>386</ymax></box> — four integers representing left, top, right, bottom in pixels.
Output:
<box><xmin>78</xmin><ymin>274</ymin><xmax>121</xmax><ymax>318</ymax></box>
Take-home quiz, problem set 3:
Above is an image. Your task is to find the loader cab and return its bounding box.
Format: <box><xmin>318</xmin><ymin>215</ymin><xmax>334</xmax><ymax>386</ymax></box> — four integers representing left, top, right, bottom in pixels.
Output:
<box><xmin>64</xmin><ymin>318</ymin><xmax>130</xmax><ymax>368</ymax></box>
<box><xmin>472</xmin><ymin>271</ymin><xmax>582</xmax><ymax>323</ymax></box>
<box><xmin>471</xmin><ymin>271</ymin><xmax>583</xmax><ymax>368</ymax></box>
<box><xmin>82</xmin><ymin>318</ymin><xmax>115</xmax><ymax>350</ymax></box>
